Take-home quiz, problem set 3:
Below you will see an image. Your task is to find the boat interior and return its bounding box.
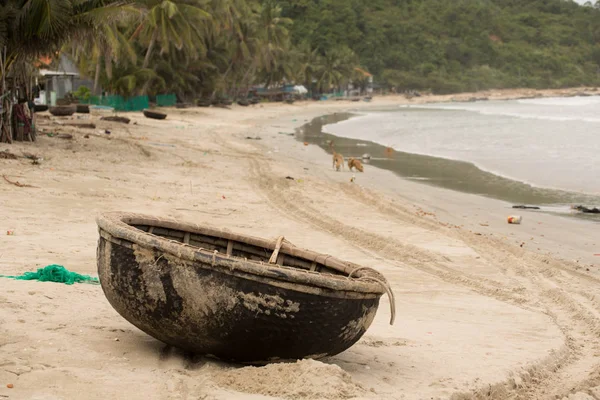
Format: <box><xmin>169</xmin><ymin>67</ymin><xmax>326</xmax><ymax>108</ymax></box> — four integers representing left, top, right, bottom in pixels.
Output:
<box><xmin>133</xmin><ymin>224</ymin><xmax>345</xmax><ymax>276</ymax></box>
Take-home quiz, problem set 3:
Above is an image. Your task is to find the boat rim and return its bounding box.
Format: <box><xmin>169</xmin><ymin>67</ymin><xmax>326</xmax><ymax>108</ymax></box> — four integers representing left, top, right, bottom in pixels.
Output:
<box><xmin>96</xmin><ymin>211</ymin><xmax>386</xmax><ymax>295</ymax></box>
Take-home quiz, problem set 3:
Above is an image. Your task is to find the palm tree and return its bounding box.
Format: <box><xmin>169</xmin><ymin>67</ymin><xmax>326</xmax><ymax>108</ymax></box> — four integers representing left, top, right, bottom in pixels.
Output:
<box><xmin>106</xmin><ymin>63</ymin><xmax>163</xmax><ymax>97</ymax></box>
<box><xmin>68</xmin><ymin>20</ymin><xmax>138</xmax><ymax>95</ymax></box>
<box><xmin>0</xmin><ymin>1</ymin><xmax>18</xmax><ymax>48</ymax></box>
<box><xmin>315</xmin><ymin>47</ymin><xmax>359</xmax><ymax>93</ymax></box>
<box><xmin>150</xmin><ymin>51</ymin><xmax>214</xmax><ymax>100</ymax></box>
<box><xmin>0</xmin><ymin>0</ymin><xmax>18</xmax><ymax>96</ymax></box>
<box><xmin>201</xmin><ymin>0</ymin><xmax>258</xmax><ymax>98</ymax></box>
<box><xmin>0</xmin><ymin>0</ymin><xmax>136</xmax><ymax>84</ymax></box>
<box><xmin>1</xmin><ymin>0</ymin><xmax>130</xmax><ymax>141</ymax></box>
<box><xmin>132</xmin><ymin>0</ymin><xmax>211</xmax><ymax>69</ymax></box>
<box><xmin>255</xmin><ymin>0</ymin><xmax>292</xmax><ymax>88</ymax></box>
<box><xmin>296</xmin><ymin>41</ymin><xmax>319</xmax><ymax>94</ymax></box>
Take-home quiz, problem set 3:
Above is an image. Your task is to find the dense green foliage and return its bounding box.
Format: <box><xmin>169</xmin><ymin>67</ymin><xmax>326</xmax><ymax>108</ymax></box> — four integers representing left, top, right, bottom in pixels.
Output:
<box><xmin>3</xmin><ymin>0</ymin><xmax>600</xmax><ymax>100</ymax></box>
<box><xmin>277</xmin><ymin>0</ymin><xmax>600</xmax><ymax>93</ymax></box>
<box><xmin>1</xmin><ymin>0</ymin><xmax>365</xmax><ymax>101</ymax></box>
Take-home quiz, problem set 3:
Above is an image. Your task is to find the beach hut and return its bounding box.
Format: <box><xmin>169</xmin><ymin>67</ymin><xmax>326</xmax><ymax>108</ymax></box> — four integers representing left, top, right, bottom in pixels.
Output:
<box><xmin>34</xmin><ymin>55</ymin><xmax>93</xmax><ymax>106</ymax></box>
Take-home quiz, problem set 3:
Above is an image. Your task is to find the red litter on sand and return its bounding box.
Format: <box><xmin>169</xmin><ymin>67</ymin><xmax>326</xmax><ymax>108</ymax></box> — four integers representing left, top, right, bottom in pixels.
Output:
<box><xmin>6</xmin><ymin>230</ymin><xmax>14</xmax><ymax>235</ymax></box>
<box><xmin>507</xmin><ymin>215</ymin><xmax>522</xmax><ymax>224</ymax></box>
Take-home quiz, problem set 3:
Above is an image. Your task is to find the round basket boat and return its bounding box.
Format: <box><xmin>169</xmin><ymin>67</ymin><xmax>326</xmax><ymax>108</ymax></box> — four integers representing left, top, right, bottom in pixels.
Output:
<box><xmin>143</xmin><ymin>109</ymin><xmax>167</xmax><ymax>120</ymax></box>
<box><xmin>213</xmin><ymin>99</ymin><xmax>232</xmax><ymax>106</ymax></box>
<box><xmin>96</xmin><ymin>212</ymin><xmax>394</xmax><ymax>364</ymax></box>
<box><xmin>100</xmin><ymin>116</ymin><xmax>131</xmax><ymax>124</ymax></box>
<box><xmin>76</xmin><ymin>104</ymin><xmax>90</xmax><ymax>114</ymax></box>
<box><xmin>49</xmin><ymin>105</ymin><xmax>76</xmax><ymax>116</ymax></box>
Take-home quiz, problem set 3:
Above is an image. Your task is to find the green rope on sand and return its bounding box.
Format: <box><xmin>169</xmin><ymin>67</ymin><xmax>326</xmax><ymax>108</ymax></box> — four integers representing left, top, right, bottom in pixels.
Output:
<box><xmin>0</xmin><ymin>264</ymin><xmax>99</xmax><ymax>285</ymax></box>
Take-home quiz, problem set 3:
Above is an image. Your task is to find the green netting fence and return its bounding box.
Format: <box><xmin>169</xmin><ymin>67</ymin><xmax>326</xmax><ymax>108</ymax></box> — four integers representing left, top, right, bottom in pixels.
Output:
<box><xmin>156</xmin><ymin>94</ymin><xmax>177</xmax><ymax>107</ymax></box>
<box><xmin>82</xmin><ymin>95</ymin><xmax>149</xmax><ymax>112</ymax></box>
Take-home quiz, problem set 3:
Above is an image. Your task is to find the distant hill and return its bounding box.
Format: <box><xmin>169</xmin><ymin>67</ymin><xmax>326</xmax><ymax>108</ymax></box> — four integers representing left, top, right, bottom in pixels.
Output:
<box><xmin>275</xmin><ymin>0</ymin><xmax>600</xmax><ymax>93</ymax></box>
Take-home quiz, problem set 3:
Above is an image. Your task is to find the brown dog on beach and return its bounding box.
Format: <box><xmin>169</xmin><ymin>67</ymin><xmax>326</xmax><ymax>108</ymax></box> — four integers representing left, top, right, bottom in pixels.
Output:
<box><xmin>329</xmin><ymin>142</ymin><xmax>344</xmax><ymax>171</ymax></box>
<box><xmin>348</xmin><ymin>157</ymin><xmax>364</xmax><ymax>172</ymax></box>
<box><xmin>333</xmin><ymin>152</ymin><xmax>344</xmax><ymax>171</ymax></box>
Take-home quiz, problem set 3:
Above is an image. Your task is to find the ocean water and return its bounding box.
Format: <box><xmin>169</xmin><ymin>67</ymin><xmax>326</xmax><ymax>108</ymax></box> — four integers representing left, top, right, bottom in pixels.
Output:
<box><xmin>295</xmin><ymin>98</ymin><xmax>600</xmax><ymax>221</ymax></box>
<box><xmin>321</xmin><ymin>97</ymin><xmax>600</xmax><ymax>199</ymax></box>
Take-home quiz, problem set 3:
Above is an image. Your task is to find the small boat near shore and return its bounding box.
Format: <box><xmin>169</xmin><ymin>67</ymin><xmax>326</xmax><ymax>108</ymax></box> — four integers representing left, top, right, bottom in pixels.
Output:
<box><xmin>49</xmin><ymin>105</ymin><xmax>76</xmax><ymax>116</ymax></box>
<box><xmin>143</xmin><ymin>109</ymin><xmax>167</xmax><ymax>120</ymax></box>
<box><xmin>196</xmin><ymin>99</ymin><xmax>212</xmax><ymax>107</ymax></box>
<box><xmin>100</xmin><ymin>116</ymin><xmax>131</xmax><ymax>124</ymax></box>
<box><xmin>76</xmin><ymin>104</ymin><xmax>90</xmax><ymax>114</ymax></box>
<box><xmin>96</xmin><ymin>212</ymin><xmax>394</xmax><ymax>364</ymax></box>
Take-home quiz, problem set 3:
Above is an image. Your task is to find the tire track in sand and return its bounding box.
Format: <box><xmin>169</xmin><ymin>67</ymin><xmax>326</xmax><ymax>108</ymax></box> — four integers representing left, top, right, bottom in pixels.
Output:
<box><xmin>330</xmin><ymin>176</ymin><xmax>600</xmax><ymax>399</ymax></box>
<box><xmin>244</xmin><ymin>156</ymin><xmax>600</xmax><ymax>400</ymax></box>
<box><xmin>207</xmin><ymin>129</ymin><xmax>599</xmax><ymax>399</ymax></box>
<box><xmin>246</xmin><ymin>157</ymin><xmax>536</xmax><ymax>309</ymax></box>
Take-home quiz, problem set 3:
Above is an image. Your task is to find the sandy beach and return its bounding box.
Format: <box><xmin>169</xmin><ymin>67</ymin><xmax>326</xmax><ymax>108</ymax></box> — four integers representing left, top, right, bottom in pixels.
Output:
<box><xmin>1</xmin><ymin>89</ymin><xmax>599</xmax><ymax>400</ymax></box>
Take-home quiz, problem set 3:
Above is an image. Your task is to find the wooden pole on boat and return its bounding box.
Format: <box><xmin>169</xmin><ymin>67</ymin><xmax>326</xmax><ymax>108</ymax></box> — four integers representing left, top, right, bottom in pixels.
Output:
<box><xmin>268</xmin><ymin>236</ymin><xmax>285</xmax><ymax>264</ymax></box>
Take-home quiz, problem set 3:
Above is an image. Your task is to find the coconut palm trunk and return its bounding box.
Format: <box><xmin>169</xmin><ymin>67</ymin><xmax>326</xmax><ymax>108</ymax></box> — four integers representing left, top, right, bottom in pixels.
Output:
<box><xmin>0</xmin><ymin>46</ymin><xmax>10</xmax><ymax>143</ymax></box>
<box><xmin>142</xmin><ymin>28</ymin><xmax>158</xmax><ymax>69</ymax></box>
<box><xmin>140</xmin><ymin>29</ymin><xmax>159</xmax><ymax>95</ymax></box>
<box><xmin>105</xmin><ymin>54</ymin><xmax>113</xmax><ymax>80</ymax></box>
<box><xmin>93</xmin><ymin>58</ymin><xmax>102</xmax><ymax>95</ymax></box>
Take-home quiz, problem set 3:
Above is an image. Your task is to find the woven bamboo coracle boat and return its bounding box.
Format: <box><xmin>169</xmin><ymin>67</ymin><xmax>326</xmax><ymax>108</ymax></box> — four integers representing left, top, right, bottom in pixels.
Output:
<box><xmin>96</xmin><ymin>212</ymin><xmax>395</xmax><ymax>364</ymax></box>
<box><xmin>76</xmin><ymin>104</ymin><xmax>90</xmax><ymax>113</ymax></box>
<box><xmin>196</xmin><ymin>99</ymin><xmax>211</xmax><ymax>107</ymax></box>
<box><xmin>100</xmin><ymin>116</ymin><xmax>130</xmax><ymax>124</ymax></box>
<box><xmin>143</xmin><ymin>109</ymin><xmax>167</xmax><ymax>120</ymax></box>
<box><xmin>49</xmin><ymin>105</ymin><xmax>76</xmax><ymax>116</ymax></box>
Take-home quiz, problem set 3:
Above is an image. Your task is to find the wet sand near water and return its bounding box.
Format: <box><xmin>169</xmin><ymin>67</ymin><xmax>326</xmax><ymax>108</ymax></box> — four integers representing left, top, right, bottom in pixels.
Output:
<box><xmin>296</xmin><ymin>113</ymin><xmax>600</xmax><ymax>220</ymax></box>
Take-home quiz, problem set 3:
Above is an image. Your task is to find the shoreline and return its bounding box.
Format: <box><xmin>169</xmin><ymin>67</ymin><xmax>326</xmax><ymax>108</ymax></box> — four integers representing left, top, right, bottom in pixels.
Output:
<box><xmin>251</xmin><ymin>103</ymin><xmax>600</xmax><ymax>265</ymax></box>
<box><xmin>1</xmin><ymin>96</ymin><xmax>599</xmax><ymax>400</ymax></box>
<box><xmin>372</xmin><ymin>85</ymin><xmax>600</xmax><ymax>104</ymax></box>
<box><xmin>295</xmin><ymin>111</ymin><xmax>600</xmax><ymax>220</ymax></box>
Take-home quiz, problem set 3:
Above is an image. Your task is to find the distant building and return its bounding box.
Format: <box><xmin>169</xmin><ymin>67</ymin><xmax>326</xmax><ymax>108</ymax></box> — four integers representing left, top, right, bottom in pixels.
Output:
<box><xmin>34</xmin><ymin>55</ymin><xmax>94</xmax><ymax>105</ymax></box>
